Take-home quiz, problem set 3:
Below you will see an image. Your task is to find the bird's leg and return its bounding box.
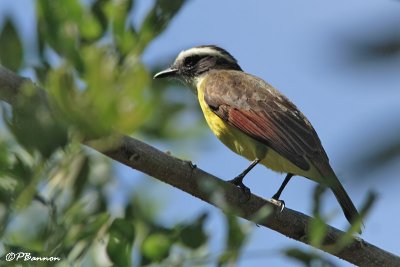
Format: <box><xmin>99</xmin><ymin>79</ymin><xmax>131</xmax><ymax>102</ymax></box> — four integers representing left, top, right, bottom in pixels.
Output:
<box><xmin>229</xmin><ymin>158</ymin><xmax>261</xmax><ymax>196</ymax></box>
<box><xmin>271</xmin><ymin>173</ymin><xmax>293</xmax><ymax>210</ymax></box>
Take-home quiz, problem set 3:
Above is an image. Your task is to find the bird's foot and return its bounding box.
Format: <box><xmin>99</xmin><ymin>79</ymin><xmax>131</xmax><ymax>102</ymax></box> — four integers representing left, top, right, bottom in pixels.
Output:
<box><xmin>271</xmin><ymin>194</ymin><xmax>285</xmax><ymax>212</ymax></box>
<box><xmin>228</xmin><ymin>176</ymin><xmax>251</xmax><ymax>200</ymax></box>
<box><xmin>184</xmin><ymin>160</ymin><xmax>197</xmax><ymax>169</ymax></box>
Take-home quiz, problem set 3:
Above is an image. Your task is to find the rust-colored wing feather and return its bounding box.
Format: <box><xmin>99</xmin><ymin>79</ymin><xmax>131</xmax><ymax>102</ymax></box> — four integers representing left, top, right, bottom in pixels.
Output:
<box><xmin>202</xmin><ymin>70</ymin><xmax>361</xmax><ymax>227</ymax></box>
<box><xmin>203</xmin><ymin>70</ymin><xmax>330</xmax><ymax>172</ymax></box>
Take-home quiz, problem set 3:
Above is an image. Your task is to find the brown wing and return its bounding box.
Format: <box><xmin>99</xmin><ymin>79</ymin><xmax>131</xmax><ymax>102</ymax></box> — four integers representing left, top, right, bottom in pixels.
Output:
<box><xmin>203</xmin><ymin>70</ymin><xmax>330</xmax><ymax>172</ymax></box>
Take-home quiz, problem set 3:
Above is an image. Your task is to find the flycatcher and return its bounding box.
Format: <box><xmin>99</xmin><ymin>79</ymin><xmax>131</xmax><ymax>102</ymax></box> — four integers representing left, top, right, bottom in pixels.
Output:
<box><xmin>154</xmin><ymin>45</ymin><xmax>360</xmax><ymax>228</ymax></box>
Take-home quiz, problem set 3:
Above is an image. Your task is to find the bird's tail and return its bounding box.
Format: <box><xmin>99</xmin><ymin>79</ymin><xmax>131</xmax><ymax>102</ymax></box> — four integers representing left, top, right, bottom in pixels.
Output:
<box><xmin>327</xmin><ymin>173</ymin><xmax>362</xmax><ymax>233</ymax></box>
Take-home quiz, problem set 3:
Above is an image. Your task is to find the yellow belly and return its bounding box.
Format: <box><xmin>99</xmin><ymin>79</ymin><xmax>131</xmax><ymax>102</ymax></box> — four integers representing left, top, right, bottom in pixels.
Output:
<box><xmin>197</xmin><ymin>82</ymin><xmax>319</xmax><ymax>179</ymax></box>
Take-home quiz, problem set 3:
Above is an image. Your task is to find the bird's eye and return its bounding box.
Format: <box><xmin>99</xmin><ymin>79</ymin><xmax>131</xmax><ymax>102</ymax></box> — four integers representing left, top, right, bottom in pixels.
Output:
<box><xmin>184</xmin><ymin>55</ymin><xmax>201</xmax><ymax>68</ymax></box>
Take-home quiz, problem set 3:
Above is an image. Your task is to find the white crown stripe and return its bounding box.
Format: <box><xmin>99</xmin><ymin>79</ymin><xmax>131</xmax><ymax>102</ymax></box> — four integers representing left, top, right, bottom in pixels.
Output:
<box><xmin>176</xmin><ymin>47</ymin><xmax>236</xmax><ymax>64</ymax></box>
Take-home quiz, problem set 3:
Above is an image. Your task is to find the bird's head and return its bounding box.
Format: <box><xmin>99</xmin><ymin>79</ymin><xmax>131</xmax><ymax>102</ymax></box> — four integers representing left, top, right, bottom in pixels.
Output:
<box><xmin>154</xmin><ymin>45</ymin><xmax>242</xmax><ymax>89</ymax></box>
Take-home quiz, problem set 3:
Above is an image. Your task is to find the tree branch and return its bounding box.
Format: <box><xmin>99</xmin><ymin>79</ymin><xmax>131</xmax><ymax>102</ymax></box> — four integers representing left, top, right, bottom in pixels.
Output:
<box><xmin>0</xmin><ymin>65</ymin><xmax>399</xmax><ymax>267</ymax></box>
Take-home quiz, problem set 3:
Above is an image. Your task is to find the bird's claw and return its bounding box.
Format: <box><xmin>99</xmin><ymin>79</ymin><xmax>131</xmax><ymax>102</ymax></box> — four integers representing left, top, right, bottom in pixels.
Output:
<box><xmin>271</xmin><ymin>195</ymin><xmax>285</xmax><ymax>212</ymax></box>
<box><xmin>277</xmin><ymin>200</ymin><xmax>285</xmax><ymax>212</ymax></box>
<box><xmin>228</xmin><ymin>176</ymin><xmax>251</xmax><ymax>201</ymax></box>
<box><xmin>186</xmin><ymin>160</ymin><xmax>197</xmax><ymax>169</ymax></box>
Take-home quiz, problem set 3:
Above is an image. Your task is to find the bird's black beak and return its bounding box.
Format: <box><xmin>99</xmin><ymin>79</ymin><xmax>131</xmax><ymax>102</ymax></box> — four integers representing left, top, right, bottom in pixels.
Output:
<box><xmin>153</xmin><ymin>67</ymin><xmax>179</xmax><ymax>79</ymax></box>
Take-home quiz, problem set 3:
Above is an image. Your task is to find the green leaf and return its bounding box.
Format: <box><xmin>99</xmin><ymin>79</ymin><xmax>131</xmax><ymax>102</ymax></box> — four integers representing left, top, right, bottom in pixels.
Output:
<box><xmin>309</xmin><ymin>185</ymin><xmax>328</xmax><ymax>248</ymax></box>
<box><xmin>79</xmin><ymin>12</ymin><xmax>102</xmax><ymax>41</ymax></box>
<box><xmin>0</xmin><ymin>141</ymin><xmax>10</xmax><ymax>172</ymax></box>
<box><xmin>0</xmin><ymin>19</ymin><xmax>23</xmax><ymax>71</ymax></box>
<box><xmin>77</xmin><ymin>212</ymin><xmax>110</xmax><ymax>241</ymax></box>
<box><xmin>312</xmin><ymin>184</ymin><xmax>326</xmax><ymax>217</ymax></box>
<box><xmin>335</xmin><ymin>192</ymin><xmax>376</xmax><ymax>251</ymax></box>
<box><xmin>285</xmin><ymin>248</ymin><xmax>314</xmax><ymax>266</ymax></box>
<box><xmin>72</xmin><ymin>155</ymin><xmax>90</xmax><ymax>199</ymax></box>
<box><xmin>218</xmin><ymin>215</ymin><xmax>250</xmax><ymax>265</ymax></box>
<box><xmin>9</xmin><ymin>154</ymin><xmax>33</xmax><ymax>183</ymax></box>
<box><xmin>6</xmin><ymin>83</ymin><xmax>68</xmax><ymax>158</ymax></box>
<box><xmin>0</xmin><ymin>154</ymin><xmax>33</xmax><ymax>207</ymax></box>
<box><xmin>308</xmin><ymin>217</ymin><xmax>327</xmax><ymax>248</ymax></box>
<box><xmin>134</xmin><ymin>0</ymin><xmax>187</xmax><ymax>54</ymax></box>
<box><xmin>104</xmin><ymin>0</ymin><xmax>136</xmax><ymax>55</ymax></box>
<box><xmin>284</xmin><ymin>248</ymin><xmax>337</xmax><ymax>267</ymax></box>
<box><xmin>106</xmin><ymin>218</ymin><xmax>135</xmax><ymax>267</ymax></box>
<box><xmin>47</xmin><ymin>47</ymin><xmax>152</xmax><ymax>139</ymax></box>
<box><xmin>178</xmin><ymin>213</ymin><xmax>208</xmax><ymax>249</ymax></box>
<box><xmin>141</xmin><ymin>233</ymin><xmax>172</xmax><ymax>262</ymax></box>
<box><xmin>226</xmin><ymin>216</ymin><xmax>247</xmax><ymax>252</ymax></box>
<box><xmin>91</xmin><ymin>0</ymin><xmax>109</xmax><ymax>36</ymax></box>
<box><xmin>37</xmin><ymin>0</ymin><xmax>84</xmax><ymax>69</ymax></box>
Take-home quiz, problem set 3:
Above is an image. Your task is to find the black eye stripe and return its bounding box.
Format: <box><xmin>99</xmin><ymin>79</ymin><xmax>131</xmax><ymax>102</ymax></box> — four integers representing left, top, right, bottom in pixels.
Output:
<box><xmin>184</xmin><ymin>55</ymin><xmax>202</xmax><ymax>67</ymax></box>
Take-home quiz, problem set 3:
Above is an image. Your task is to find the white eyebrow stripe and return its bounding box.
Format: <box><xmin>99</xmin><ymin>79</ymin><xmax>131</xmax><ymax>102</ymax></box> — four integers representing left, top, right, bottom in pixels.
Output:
<box><xmin>176</xmin><ymin>47</ymin><xmax>236</xmax><ymax>63</ymax></box>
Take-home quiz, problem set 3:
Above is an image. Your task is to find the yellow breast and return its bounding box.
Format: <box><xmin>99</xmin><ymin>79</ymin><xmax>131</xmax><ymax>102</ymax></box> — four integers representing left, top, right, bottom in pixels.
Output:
<box><xmin>197</xmin><ymin>82</ymin><xmax>265</xmax><ymax>161</ymax></box>
<box><xmin>196</xmin><ymin>77</ymin><xmax>320</xmax><ymax>180</ymax></box>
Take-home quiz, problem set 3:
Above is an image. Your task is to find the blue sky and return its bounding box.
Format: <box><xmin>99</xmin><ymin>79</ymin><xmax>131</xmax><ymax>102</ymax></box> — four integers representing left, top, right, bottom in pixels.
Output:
<box><xmin>1</xmin><ymin>0</ymin><xmax>400</xmax><ymax>266</ymax></box>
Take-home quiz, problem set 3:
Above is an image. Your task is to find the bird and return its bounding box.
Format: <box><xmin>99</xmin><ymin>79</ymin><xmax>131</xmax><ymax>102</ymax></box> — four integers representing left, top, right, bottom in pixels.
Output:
<box><xmin>154</xmin><ymin>45</ymin><xmax>361</xmax><ymax>229</ymax></box>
